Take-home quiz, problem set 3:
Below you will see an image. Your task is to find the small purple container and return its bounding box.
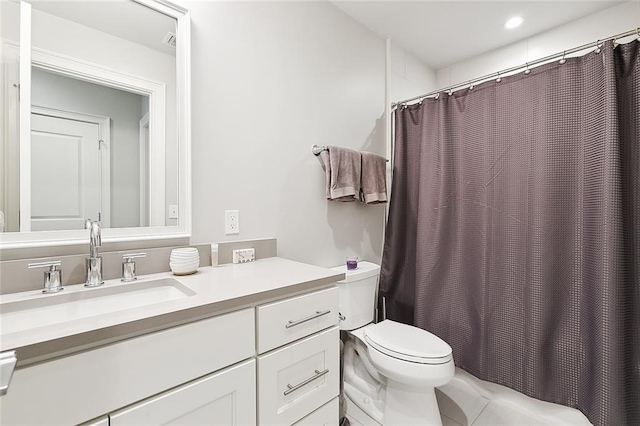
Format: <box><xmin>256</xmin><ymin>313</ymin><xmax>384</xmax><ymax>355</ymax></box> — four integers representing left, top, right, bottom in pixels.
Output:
<box><xmin>346</xmin><ymin>256</ymin><xmax>359</xmax><ymax>270</ymax></box>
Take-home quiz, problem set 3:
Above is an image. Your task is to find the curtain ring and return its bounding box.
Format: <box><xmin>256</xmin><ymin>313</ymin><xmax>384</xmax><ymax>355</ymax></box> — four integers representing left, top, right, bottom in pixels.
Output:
<box><xmin>469</xmin><ymin>83</ymin><xmax>475</xmax><ymax>90</ymax></box>
<box><xmin>594</xmin><ymin>40</ymin><xmax>602</xmax><ymax>54</ymax></box>
<box><xmin>559</xmin><ymin>51</ymin><xmax>567</xmax><ymax>64</ymax></box>
<box><xmin>636</xmin><ymin>27</ymin><xmax>640</xmax><ymax>41</ymax></box>
<box><xmin>448</xmin><ymin>87</ymin><xmax>453</xmax><ymax>96</ymax></box>
<box><xmin>434</xmin><ymin>93</ymin><xmax>440</xmax><ymax>100</ymax></box>
<box><xmin>495</xmin><ymin>72</ymin><xmax>502</xmax><ymax>83</ymax></box>
<box><xmin>524</xmin><ymin>63</ymin><xmax>531</xmax><ymax>75</ymax></box>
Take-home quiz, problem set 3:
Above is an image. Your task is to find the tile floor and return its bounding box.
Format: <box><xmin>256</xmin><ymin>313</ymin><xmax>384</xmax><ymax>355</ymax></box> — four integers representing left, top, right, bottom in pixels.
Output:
<box><xmin>436</xmin><ymin>369</ymin><xmax>592</xmax><ymax>426</ymax></box>
<box><xmin>346</xmin><ymin>368</ymin><xmax>592</xmax><ymax>426</ymax></box>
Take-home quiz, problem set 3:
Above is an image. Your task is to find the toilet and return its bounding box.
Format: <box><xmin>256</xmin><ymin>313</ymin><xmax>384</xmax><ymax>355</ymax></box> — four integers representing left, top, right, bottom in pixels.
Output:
<box><xmin>333</xmin><ymin>261</ymin><xmax>454</xmax><ymax>426</ymax></box>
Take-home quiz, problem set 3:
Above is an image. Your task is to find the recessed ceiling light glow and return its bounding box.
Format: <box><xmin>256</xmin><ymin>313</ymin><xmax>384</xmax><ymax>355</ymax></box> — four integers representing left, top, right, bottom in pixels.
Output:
<box><xmin>504</xmin><ymin>16</ymin><xmax>524</xmax><ymax>30</ymax></box>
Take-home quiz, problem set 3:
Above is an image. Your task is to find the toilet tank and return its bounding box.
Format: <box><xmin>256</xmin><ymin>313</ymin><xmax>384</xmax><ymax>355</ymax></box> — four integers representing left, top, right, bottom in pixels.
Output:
<box><xmin>331</xmin><ymin>261</ymin><xmax>380</xmax><ymax>331</ymax></box>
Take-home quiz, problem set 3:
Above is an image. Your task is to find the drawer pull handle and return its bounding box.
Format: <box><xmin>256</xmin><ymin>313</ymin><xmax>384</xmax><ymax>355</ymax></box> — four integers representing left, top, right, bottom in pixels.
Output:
<box><xmin>285</xmin><ymin>310</ymin><xmax>331</xmax><ymax>329</ymax></box>
<box><xmin>0</xmin><ymin>351</ymin><xmax>17</xmax><ymax>396</ymax></box>
<box><xmin>284</xmin><ymin>369</ymin><xmax>330</xmax><ymax>396</ymax></box>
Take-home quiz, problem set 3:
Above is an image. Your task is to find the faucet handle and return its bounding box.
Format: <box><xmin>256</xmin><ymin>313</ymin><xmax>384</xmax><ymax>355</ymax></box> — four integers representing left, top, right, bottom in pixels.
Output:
<box><xmin>28</xmin><ymin>260</ymin><xmax>63</xmax><ymax>293</ymax></box>
<box><xmin>121</xmin><ymin>252</ymin><xmax>146</xmax><ymax>282</ymax></box>
<box><xmin>123</xmin><ymin>252</ymin><xmax>146</xmax><ymax>261</ymax></box>
<box><xmin>85</xmin><ymin>218</ymin><xmax>101</xmax><ymax>228</ymax></box>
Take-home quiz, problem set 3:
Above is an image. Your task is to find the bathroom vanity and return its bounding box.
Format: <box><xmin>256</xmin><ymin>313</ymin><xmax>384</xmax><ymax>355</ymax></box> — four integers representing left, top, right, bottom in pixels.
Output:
<box><xmin>0</xmin><ymin>258</ymin><xmax>343</xmax><ymax>425</ymax></box>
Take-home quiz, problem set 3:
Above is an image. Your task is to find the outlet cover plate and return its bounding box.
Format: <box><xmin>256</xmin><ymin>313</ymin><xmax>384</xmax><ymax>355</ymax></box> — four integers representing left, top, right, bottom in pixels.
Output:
<box><xmin>225</xmin><ymin>210</ymin><xmax>239</xmax><ymax>235</ymax></box>
<box><xmin>168</xmin><ymin>205</ymin><xmax>178</xmax><ymax>219</ymax></box>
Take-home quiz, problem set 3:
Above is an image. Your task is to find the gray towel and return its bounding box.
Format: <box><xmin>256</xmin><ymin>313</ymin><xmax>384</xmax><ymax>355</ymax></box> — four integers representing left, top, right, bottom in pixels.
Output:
<box><xmin>320</xmin><ymin>146</ymin><xmax>361</xmax><ymax>202</ymax></box>
<box><xmin>361</xmin><ymin>152</ymin><xmax>387</xmax><ymax>204</ymax></box>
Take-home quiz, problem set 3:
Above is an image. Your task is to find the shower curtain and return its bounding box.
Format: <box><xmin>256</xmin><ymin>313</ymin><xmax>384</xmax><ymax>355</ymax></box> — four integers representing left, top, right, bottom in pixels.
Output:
<box><xmin>380</xmin><ymin>40</ymin><xmax>639</xmax><ymax>426</ymax></box>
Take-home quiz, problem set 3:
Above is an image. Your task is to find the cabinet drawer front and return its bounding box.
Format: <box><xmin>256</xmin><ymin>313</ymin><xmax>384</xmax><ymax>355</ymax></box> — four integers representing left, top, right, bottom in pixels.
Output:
<box><xmin>258</xmin><ymin>327</ymin><xmax>339</xmax><ymax>425</ymax></box>
<box><xmin>257</xmin><ymin>286</ymin><xmax>338</xmax><ymax>353</ymax></box>
<box><xmin>110</xmin><ymin>359</ymin><xmax>256</xmax><ymax>426</ymax></box>
<box><xmin>0</xmin><ymin>308</ymin><xmax>255</xmax><ymax>426</ymax></box>
<box><xmin>293</xmin><ymin>397</ymin><xmax>339</xmax><ymax>426</ymax></box>
<box><xmin>79</xmin><ymin>417</ymin><xmax>109</xmax><ymax>426</ymax></box>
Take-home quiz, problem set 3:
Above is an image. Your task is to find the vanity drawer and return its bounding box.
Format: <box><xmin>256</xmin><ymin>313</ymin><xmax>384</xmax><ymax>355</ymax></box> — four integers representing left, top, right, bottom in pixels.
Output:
<box><xmin>0</xmin><ymin>308</ymin><xmax>255</xmax><ymax>426</ymax></box>
<box><xmin>257</xmin><ymin>326</ymin><xmax>339</xmax><ymax>425</ymax></box>
<box><xmin>293</xmin><ymin>397</ymin><xmax>339</xmax><ymax>425</ymax></box>
<box><xmin>256</xmin><ymin>286</ymin><xmax>339</xmax><ymax>353</ymax></box>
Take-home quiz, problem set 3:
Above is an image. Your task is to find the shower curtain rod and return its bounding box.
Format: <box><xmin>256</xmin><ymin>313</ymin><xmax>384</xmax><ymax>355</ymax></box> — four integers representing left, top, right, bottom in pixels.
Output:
<box><xmin>392</xmin><ymin>27</ymin><xmax>640</xmax><ymax>109</ymax></box>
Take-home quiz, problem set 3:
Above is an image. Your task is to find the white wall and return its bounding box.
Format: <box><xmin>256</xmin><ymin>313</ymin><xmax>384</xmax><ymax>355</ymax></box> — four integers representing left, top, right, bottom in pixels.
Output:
<box><xmin>437</xmin><ymin>1</ymin><xmax>640</xmax><ymax>89</ymax></box>
<box><xmin>183</xmin><ymin>1</ymin><xmax>387</xmax><ymax>267</ymax></box>
<box><xmin>31</xmin><ymin>68</ymin><xmax>144</xmax><ymax>228</ymax></box>
<box><xmin>389</xmin><ymin>40</ymin><xmax>437</xmax><ymax>103</ymax></box>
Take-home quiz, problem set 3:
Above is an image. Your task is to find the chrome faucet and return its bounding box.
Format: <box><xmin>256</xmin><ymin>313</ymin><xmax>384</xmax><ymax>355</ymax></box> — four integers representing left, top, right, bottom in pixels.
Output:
<box><xmin>85</xmin><ymin>219</ymin><xmax>104</xmax><ymax>287</ymax></box>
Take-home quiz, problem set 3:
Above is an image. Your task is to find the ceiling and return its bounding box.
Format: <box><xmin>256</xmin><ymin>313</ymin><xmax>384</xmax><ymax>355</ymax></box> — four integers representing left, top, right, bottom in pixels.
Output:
<box><xmin>331</xmin><ymin>1</ymin><xmax>628</xmax><ymax>70</ymax></box>
<box><xmin>28</xmin><ymin>1</ymin><xmax>628</xmax><ymax>68</ymax></box>
<box><xmin>30</xmin><ymin>0</ymin><xmax>176</xmax><ymax>56</ymax></box>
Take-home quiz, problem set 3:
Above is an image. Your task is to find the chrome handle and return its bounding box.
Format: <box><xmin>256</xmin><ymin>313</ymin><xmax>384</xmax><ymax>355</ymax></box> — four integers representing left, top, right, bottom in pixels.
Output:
<box><xmin>0</xmin><ymin>351</ymin><xmax>17</xmax><ymax>396</ymax></box>
<box><xmin>122</xmin><ymin>253</ymin><xmax>146</xmax><ymax>282</ymax></box>
<box><xmin>122</xmin><ymin>252</ymin><xmax>146</xmax><ymax>261</ymax></box>
<box><xmin>339</xmin><ymin>313</ymin><xmax>346</xmax><ymax>321</ymax></box>
<box><xmin>28</xmin><ymin>260</ymin><xmax>61</xmax><ymax>269</ymax></box>
<box><xmin>285</xmin><ymin>309</ymin><xmax>331</xmax><ymax>329</ymax></box>
<box><xmin>28</xmin><ymin>261</ymin><xmax>63</xmax><ymax>293</ymax></box>
<box><xmin>283</xmin><ymin>369</ymin><xmax>329</xmax><ymax>396</ymax></box>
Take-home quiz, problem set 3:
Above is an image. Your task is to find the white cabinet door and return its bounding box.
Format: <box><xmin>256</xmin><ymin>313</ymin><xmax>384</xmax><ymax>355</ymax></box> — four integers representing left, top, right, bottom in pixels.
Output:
<box><xmin>110</xmin><ymin>359</ymin><xmax>256</xmax><ymax>426</ymax></box>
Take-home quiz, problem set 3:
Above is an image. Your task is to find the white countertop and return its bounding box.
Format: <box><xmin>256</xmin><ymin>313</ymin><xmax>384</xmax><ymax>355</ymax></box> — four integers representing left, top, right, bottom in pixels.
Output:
<box><xmin>0</xmin><ymin>257</ymin><xmax>344</xmax><ymax>364</ymax></box>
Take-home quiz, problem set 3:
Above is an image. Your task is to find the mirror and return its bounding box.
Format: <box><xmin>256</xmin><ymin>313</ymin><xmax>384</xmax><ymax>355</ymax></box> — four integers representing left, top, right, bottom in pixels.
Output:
<box><xmin>0</xmin><ymin>0</ymin><xmax>191</xmax><ymax>248</ymax></box>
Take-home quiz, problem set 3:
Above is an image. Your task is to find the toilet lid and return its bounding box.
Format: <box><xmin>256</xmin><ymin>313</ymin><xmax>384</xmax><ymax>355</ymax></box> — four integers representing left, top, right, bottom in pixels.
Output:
<box><xmin>364</xmin><ymin>320</ymin><xmax>453</xmax><ymax>364</ymax></box>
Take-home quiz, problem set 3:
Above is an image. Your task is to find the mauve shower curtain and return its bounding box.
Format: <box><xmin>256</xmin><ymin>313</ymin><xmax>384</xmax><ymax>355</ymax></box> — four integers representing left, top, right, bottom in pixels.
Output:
<box><xmin>380</xmin><ymin>40</ymin><xmax>639</xmax><ymax>426</ymax></box>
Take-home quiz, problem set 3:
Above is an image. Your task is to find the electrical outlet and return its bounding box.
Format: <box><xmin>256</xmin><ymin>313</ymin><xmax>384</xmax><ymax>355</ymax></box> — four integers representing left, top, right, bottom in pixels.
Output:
<box><xmin>168</xmin><ymin>205</ymin><xmax>178</xmax><ymax>219</ymax></box>
<box><xmin>232</xmin><ymin>248</ymin><xmax>255</xmax><ymax>264</ymax></box>
<box><xmin>225</xmin><ymin>210</ymin><xmax>239</xmax><ymax>235</ymax></box>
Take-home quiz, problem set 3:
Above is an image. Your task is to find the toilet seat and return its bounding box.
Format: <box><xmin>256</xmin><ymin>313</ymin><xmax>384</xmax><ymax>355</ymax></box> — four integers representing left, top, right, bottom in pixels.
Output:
<box><xmin>364</xmin><ymin>320</ymin><xmax>453</xmax><ymax>364</ymax></box>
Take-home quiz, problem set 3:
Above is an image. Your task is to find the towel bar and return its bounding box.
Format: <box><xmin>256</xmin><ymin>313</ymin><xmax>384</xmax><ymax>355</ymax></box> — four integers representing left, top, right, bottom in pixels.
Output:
<box><xmin>312</xmin><ymin>144</ymin><xmax>328</xmax><ymax>156</ymax></box>
<box><xmin>312</xmin><ymin>144</ymin><xmax>389</xmax><ymax>162</ymax></box>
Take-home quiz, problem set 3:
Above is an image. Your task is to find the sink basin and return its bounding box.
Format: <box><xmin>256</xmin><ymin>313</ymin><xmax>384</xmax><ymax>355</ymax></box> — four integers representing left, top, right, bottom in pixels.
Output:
<box><xmin>0</xmin><ymin>278</ymin><xmax>196</xmax><ymax>335</ymax></box>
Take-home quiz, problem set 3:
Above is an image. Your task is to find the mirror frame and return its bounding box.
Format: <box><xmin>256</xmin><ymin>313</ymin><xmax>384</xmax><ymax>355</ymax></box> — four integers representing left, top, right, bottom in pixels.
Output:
<box><xmin>0</xmin><ymin>0</ymin><xmax>191</xmax><ymax>249</ymax></box>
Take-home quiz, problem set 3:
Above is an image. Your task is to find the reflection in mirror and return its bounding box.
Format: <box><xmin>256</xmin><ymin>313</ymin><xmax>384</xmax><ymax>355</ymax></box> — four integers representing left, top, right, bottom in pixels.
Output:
<box><xmin>31</xmin><ymin>68</ymin><xmax>151</xmax><ymax>231</ymax></box>
<box><xmin>0</xmin><ymin>0</ymin><xmax>21</xmax><ymax>233</ymax></box>
<box><xmin>1</xmin><ymin>0</ymin><xmax>179</xmax><ymax>234</ymax></box>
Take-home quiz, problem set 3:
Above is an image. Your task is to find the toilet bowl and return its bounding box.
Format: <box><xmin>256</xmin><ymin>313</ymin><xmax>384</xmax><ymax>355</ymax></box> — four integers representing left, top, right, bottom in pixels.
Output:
<box><xmin>333</xmin><ymin>262</ymin><xmax>454</xmax><ymax>425</ymax></box>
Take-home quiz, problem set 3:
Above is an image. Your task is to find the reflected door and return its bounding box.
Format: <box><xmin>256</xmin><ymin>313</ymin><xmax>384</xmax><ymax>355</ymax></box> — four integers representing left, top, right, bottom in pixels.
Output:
<box><xmin>30</xmin><ymin>113</ymin><xmax>108</xmax><ymax>231</ymax></box>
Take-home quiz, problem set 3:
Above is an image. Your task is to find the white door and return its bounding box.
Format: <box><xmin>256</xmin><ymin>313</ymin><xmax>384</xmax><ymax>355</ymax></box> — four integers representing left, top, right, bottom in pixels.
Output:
<box><xmin>109</xmin><ymin>359</ymin><xmax>256</xmax><ymax>426</ymax></box>
<box><xmin>30</xmin><ymin>113</ymin><xmax>108</xmax><ymax>231</ymax></box>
